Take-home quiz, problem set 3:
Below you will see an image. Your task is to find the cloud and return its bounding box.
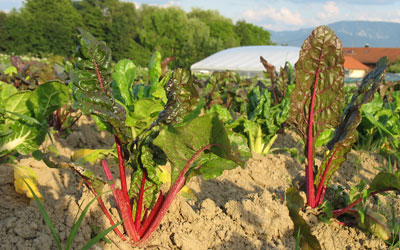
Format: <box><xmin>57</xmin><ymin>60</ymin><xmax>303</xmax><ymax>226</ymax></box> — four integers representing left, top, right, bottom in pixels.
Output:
<box><xmin>242</xmin><ymin>7</ymin><xmax>304</xmax><ymax>26</ymax></box>
<box><xmin>317</xmin><ymin>1</ymin><xmax>339</xmax><ymax>20</ymax></box>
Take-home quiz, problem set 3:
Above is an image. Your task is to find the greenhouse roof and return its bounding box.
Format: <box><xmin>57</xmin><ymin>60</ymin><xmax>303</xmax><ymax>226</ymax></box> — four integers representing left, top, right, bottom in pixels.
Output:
<box><xmin>190</xmin><ymin>45</ymin><xmax>300</xmax><ymax>77</ymax></box>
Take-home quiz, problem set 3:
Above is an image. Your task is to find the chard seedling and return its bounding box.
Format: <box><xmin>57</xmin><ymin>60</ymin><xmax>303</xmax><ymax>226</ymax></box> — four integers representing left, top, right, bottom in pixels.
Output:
<box><xmin>71</xmin><ymin>29</ymin><xmax>249</xmax><ymax>245</ymax></box>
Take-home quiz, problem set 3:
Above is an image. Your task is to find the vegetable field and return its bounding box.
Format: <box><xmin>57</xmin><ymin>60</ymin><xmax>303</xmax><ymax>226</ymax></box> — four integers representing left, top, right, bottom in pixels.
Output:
<box><xmin>0</xmin><ymin>26</ymin><xmax>399</xmax><ymax>250</ymax></box>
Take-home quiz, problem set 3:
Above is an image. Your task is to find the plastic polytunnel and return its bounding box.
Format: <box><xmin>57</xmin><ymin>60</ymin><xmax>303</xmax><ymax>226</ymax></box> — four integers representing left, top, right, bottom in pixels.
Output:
<box><xmin>190</xmin><ymin>46</ymin><xmax>301</xmax><ymax>78</ymax></box>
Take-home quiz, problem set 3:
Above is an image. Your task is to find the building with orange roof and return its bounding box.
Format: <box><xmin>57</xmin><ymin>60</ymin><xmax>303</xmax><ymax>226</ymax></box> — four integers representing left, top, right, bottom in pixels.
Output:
<box><xmin>344</xmin><ymin>56</ymin><xmax>370</xmax><ymax>78</ymax></box>
<box><xmin>343</xmin><ymin>47</ymin><xmax>400</xmax><ymax>68</ymax></box>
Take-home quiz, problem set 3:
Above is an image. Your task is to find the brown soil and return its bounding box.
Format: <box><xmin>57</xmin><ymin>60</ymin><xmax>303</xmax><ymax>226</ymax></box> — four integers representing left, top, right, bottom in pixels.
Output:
<box><xmin>0</xmin><ymin>116</ymin><xmax>398</xmax><ymax>250</ymax></box>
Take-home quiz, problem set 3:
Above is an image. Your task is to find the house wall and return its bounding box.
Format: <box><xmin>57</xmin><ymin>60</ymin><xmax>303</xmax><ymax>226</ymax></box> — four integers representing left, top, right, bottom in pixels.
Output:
<box><xmin>349</xmin><ymin>69</ymin><xmax>366</xmax><ymax>78</ymax></box>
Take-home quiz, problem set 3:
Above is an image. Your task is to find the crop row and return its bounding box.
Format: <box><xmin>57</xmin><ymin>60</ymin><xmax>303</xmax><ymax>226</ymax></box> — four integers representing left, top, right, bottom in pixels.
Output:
<box><xmin>0</xmin><ymin>26</ymin><xmax>399</xmax><ymax>249</ymax></box>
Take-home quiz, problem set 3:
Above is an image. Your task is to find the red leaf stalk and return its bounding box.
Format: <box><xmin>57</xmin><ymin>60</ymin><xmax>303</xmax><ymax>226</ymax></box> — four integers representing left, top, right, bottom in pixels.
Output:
<box><xmin>307</xmin><ymin>46</ymin><xmax>324</xmax><ymax>208</ymax></box>
<box><xmin>135</xmin><ymin>172</ymin><xmax>147</xmax><ymax>231</ymax></box>
<box><xmin>332</xmin><ymin>188</ymin><xmax>396</xmax><ymax>218</ymax></box>
<box><xmin>102</xmin><ymin>158</ymin><xmax>139</xmax><ymax>242</ymax></box>
<box><xmin>93</xmin><ymin>59</ymin><xmax>106</xmax><ymax>93</ymax></box>
<box><xmin>315</xmin><ymin>145</ymin><xmax>340</xmax><ymax>205</ymax></box>
<box><xmin>83</xmin><ymin>178</ymin><xmax>126</xmax><ymax>241</ymax></box>
<box><xmin>139</xmin><ymin>144</ymin><xmax>215</xmax><ymax>244</ymax></box>
<box><xmin>114</xmin><ymin>135</ymin><xmax>131</xmax><ymax>209</ymax></box>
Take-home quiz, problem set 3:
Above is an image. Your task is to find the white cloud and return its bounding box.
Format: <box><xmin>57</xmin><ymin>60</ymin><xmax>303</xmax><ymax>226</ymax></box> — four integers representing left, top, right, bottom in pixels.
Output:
<box><xmin>242</xmin><ymin>7</ymin><xmax>304</xmax><ymax>26</ymax></box>
<box><xmin>317</xmin><ymin>1</ymin><xmax>339</xmax><ymax>20</ymax></box>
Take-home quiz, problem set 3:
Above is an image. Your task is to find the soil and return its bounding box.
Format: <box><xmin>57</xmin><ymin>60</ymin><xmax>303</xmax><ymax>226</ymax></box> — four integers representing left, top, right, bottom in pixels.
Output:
<box><xmin>0</xmin><ymin>116</ymin><xmax>398</xmax><ymax>250</ymax></box>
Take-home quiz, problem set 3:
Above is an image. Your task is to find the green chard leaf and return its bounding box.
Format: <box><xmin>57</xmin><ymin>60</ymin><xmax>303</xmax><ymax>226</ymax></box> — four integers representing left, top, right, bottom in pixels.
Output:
<box><xmin>27</xmin><ymin>81</ymin><xmax>70</xmax><ymax>120</ymax></box>
<box><xmin>368</xmin><ymin>170</ymin><xmax>400</xmax><ymax>192</ymax></box>
<box><xmin>148</xmin><ymin>51</ymin><xmax>162</xmax><ymax>86</ymax></box>
<box><xmin>112</xmin><ymin>59</ymin><xmax>136</xmax><ymax>110</ymax></box>
<box><xmin>0</xmin><ymin>81</ymin><xmax>18</xmax><ymax>107</ymax></box>
<box><xmin>315</xmin><ymin>57</ymin><xmax>388</xmax><ymax>186</ymax></box>
<box><xmin>288</xmin><ymin>25</ymin><xmax>345</xmax><ymax>163</ymax></box>
<box><xmin>153</xmin><ymin>113</ymin><xmax>247</xmax><ymax>183</ymax></box>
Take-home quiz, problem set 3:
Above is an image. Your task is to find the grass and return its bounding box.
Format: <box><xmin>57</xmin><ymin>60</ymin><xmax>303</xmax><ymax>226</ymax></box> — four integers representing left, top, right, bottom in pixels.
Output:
<box><xmin>23</xmin><ymin>178</ymin><xmax>123</xmax><ymax>250</ymax></box>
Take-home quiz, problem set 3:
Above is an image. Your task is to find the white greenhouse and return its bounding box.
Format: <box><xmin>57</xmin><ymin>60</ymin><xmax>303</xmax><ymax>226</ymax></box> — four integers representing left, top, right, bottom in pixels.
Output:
<box><xmin>190</xmin><ymin>46</ymin><xmax>301</xmax><ymax>78</ymax></box>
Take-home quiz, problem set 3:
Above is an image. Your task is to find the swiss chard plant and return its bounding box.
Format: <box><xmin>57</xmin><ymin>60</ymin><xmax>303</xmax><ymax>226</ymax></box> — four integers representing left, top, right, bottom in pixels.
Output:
<box><xmin>0</xmin><ymin>80</ymin><xmax>69</xmax><ymax>159</ymax></box>
<box><xmin>356</xmin><ymin>88</ymin><xmax>400</xmax><ymax>164</ymax></box>
<box><xmin>199</xmin><ymin>59</ymin><xmax>295</xmax><ymax>155</ymax></box>
<box><xmin>285</xmin><ymin>25</ymin><xmax>400</xmax><ymax>245</ymax></box>
<box><xmin>287</xmin><ymin>25</ymin><xmax>389</xmax><ymax>208</ymax></box>
<box><xmin>71</xmin><ymin>29</ymin><xmax>249</xmax><ymax>245</ymax></box>
<box><xmin>0</xmin><ymin>78</ymin><xmax>69</xmax><ymax>204</ymax></box>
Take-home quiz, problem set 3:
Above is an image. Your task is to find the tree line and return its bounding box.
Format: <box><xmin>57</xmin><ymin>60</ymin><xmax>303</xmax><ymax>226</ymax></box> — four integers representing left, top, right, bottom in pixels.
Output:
<box><xmin>0</xmin><ymin>0</ymin><xmax>273</xmax><ymax>68</ymax></box>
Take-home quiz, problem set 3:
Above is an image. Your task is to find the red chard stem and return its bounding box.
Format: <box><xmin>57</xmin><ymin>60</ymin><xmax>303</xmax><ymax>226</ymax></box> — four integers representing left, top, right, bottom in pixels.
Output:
<box><xmin>135</xmin><ymin>172</ymin><xmax>147</xmax><ymax>231</ymax></box>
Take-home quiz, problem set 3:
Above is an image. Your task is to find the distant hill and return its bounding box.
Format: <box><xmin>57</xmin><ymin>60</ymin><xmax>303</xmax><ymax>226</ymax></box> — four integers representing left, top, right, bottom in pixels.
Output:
<box><xmin>269</xmin><ymin>21</ymin><xmax>400</xmax><ymax>48</ymax></box>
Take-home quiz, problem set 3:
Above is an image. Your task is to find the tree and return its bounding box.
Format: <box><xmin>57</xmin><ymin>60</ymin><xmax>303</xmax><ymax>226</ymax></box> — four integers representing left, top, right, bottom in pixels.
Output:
<box><xmin>137</xmin><ymin>6</ymin><xmax>198</xmax><ymax>68</ymax></box>
<box><xmin>0</xmin><ymin>12</ymin><xmax>10</xmax><ymax>52</ymax></box>
<box><xmin>74</xmin><ymin>0</ymin><xmax>111</xmax><ymax>43</ymax></box>
<box><xmin>235</xmin><ymin>20</ymin><xmax>273</xmax><ymax>46</ymax></box>
<box><xmin>108</xmin><ymin>1</ymin><xmax>139</xmax><ymax>61</ymax></box>
<box><xmin>188</xmin><ymin>8</ymin><xmax>240</xmax><ymax>52</ymax></box>
<box><xmin>22</xmin><ymin>0</ymin><xmax>83</xmax><ymax>56</ymax></box>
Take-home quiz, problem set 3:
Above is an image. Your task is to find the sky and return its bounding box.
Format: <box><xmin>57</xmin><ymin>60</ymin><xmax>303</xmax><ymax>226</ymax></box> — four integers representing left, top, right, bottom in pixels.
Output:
<box><xmin>1</xmin><ymin>0</ymin><xmax>400</xmax><ymax>31</ymax></box>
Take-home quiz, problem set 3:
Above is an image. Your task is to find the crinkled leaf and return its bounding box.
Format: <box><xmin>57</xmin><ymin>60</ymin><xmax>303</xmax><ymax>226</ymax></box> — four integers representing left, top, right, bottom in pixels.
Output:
<box><xmin>288</xmin><ymin>25</ymin><xmax>345</xmax><ymax>162</ymax></box>
<box><xmin>153</xmin><ymin>113</ymin><xmax>246</xmax><ymax>183</ymax></box>
<box><xmin>286</xmin><ymin>187</ymin><xmax>322</xmax><ymax>250</ymax></box>
<box><xmin>73</xmin><ymin>29</ymin><xmax>129</xmax><ymax>141</ymax></box>
<box><xmin>315</xmin><ymin>57</ymin><xmax>388</xmax><ymax>186</ymax></box>
<box><xmin>76</xmin><ymin>28</ymin><xmax>112</xmax><ymax>81</ymax></box>
<box><xmin>155</xmin><ymin>69</ymin><xmax>200</xmax><ymax>126</ymax></box>
<box><xmin>112</xmin><ymin>59</ymin><xmax>136</xmax><ymax>110</ymax></box>
<box><xmin>14</xmin><ymin>165</ymin><xmax>44</xmax><ymax>201</ymax></box>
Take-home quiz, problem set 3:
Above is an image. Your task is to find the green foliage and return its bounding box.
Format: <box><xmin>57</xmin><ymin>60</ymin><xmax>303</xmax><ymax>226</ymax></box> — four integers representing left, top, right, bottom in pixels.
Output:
<box><xmin>24</xmin><ymin>177</ymin><xmax>123</xmax><ymax>250</ymax></box>
<box><xmin>0</xmin><ymin>1</ymin><xmax>272</xmax><ymax>68</ymax></box>
<box><xmin>0</xmin><ymin>81</ymin><xmax>69</xmax><ymax>157</ymax></box>
<box><xmin>22</xmin><ymin>0</ymin><xmax>83</xmax><ymax>56</ymax></box>
<box><xmin>235</xmin><ymin>20</ymin><xmax>273</xmax><ymax>46</ymax></box>
<box><xmin>71</xmin><ymin>29</ymin><xmax>249</xmax><ymax>243</ymax></box>
<box><xmin>387</xmin><ymin>56</ymin><xmax>400</xmax><ymax>73</ymax></box>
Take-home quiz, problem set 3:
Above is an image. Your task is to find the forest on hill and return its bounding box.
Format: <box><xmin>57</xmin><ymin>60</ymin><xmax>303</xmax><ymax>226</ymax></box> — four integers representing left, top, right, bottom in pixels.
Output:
<box><xmin>0</xmin><ymin>0</ymin><xmax>273</xmax><ymax>68</ymax></box>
